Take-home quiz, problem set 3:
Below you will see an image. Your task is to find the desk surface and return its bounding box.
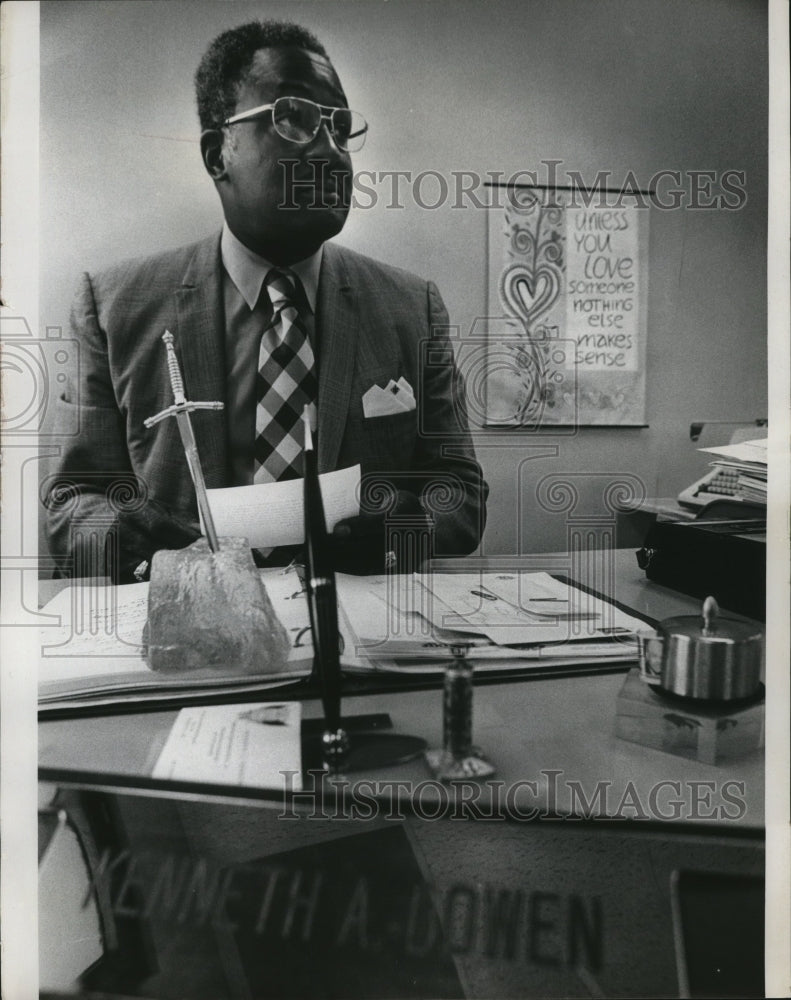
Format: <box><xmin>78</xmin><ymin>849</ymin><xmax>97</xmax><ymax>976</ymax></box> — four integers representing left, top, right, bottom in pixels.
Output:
<box><xmin>39</xmin><ymin>550</ymin><xmax>765</xmax><ymax>829</ymax></box>
<box><xmin>621</xmin><ymin>495</ymin><xmax>767</xmax><ymax>543</ymax></box>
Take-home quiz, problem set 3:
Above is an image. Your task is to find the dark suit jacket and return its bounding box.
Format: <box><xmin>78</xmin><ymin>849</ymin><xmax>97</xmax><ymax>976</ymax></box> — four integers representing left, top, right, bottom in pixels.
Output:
<box><xmin>44</xmin><ymin>233</ymin><xmax>487</xmax><ymax>575</ymax></box>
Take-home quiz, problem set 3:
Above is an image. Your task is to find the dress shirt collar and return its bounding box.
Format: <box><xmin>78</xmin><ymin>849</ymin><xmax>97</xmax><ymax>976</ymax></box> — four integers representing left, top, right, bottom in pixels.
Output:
<box><xmin>220</xmin><ymin>222</ymin><xmax>322</xmax><ymax>312</ymax></box>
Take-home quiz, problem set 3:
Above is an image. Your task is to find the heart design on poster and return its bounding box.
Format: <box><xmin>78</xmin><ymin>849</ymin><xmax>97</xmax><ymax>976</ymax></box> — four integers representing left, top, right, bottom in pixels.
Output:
<box><xmin>501</xmin><ymin>262</ymin><xmax>560</xmax><ymax>326</ymax></box>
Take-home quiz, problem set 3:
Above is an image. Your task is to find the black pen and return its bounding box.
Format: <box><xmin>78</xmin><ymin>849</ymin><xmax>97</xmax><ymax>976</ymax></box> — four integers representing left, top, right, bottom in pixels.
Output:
<box><xmin>302</xmin><ymin>408</ymin><xmax>342</xmax><ymax>734</ymax></box>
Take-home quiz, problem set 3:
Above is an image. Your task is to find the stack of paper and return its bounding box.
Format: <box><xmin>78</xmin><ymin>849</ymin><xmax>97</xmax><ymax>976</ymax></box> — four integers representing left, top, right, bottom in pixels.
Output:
<box><xmin>337</xmin><ymin>571</ymin><xmax>645</xmax><ymax>673</ymax></box>
<box><xmin>38</xmin><ymin>571</ymin><xmax>314</xmax><ymax>711</ymax></box>
<box><xmin>699</xmin><ymin>438</ymin><xmax>768</xmax><ymax>507</ymax></box>
<box><xmin>39</xmin><ymin>567</ymin><xmax>646</xmax><ymax>712</ymax></box>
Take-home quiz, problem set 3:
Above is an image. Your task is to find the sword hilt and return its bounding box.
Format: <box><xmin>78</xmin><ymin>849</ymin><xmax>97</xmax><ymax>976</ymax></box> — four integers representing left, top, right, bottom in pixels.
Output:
<box><xmin>144</xmin><ymin>401</ymin><xmax>224</xmax><ymax>428</ymax></box>
<box><xmin>162</xmin><ymin>331</ymin><xmax>186</xmax><ymax>405</ymax></box>
<box><xmin>142</xmin><ymin>330</ymin><xmax>224</xmax><ymax>554</ymax></box>
<box><xmin>143</xmin><ymin>330</ymin><xmax>224</xmax><ymax>427</ymax></box>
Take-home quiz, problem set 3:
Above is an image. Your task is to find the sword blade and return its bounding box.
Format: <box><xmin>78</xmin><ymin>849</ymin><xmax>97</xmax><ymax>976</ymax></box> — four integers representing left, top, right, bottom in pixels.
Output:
<box><xmin>174</xmin><ymin>407</ymin><xmax>220</xmax><ymax>553</ymax></box>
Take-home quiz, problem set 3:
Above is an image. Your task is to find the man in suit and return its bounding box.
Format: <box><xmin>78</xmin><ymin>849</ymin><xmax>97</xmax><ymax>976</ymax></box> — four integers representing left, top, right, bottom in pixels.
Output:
<box><xmin>45</xmin><ymin>19</ymin><xmax>486</xmax><ymax>581</ymax></box>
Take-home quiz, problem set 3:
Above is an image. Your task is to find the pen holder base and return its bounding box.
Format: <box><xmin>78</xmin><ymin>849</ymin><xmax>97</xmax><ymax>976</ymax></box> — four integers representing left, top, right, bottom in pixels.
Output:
<box><xmin>424</xmin><ymin>747</ymin><xmax>496</xmax><ymax>782</ymax></box>
<box><xmin>302</xmin><ymin>730</ymin><xmax>427</xmax><ymax>775</ymax></box>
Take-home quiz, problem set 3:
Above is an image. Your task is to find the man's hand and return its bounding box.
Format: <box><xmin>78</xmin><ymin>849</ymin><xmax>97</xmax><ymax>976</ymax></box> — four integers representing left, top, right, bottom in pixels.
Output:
<box><xmin>108</xmin><ymin>499</ymin><xmax>201</xmax><ymax>583</ymax></box>
<box><xmin>330</xmin><ymin>489</ymin><xmax>432</xmax><ymax>575</ymax></box>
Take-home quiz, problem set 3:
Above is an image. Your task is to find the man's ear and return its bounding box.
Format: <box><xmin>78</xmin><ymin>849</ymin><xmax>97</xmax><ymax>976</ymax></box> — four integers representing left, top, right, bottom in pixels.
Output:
<box><xmin>200</xmin><ymin>129</ymin><xmax>228</xmax><ymax>180</ymax></box>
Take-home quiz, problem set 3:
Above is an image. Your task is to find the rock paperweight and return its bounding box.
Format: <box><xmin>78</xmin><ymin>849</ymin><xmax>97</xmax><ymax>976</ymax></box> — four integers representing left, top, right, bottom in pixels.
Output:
<box><xmin>144</xmin><ymin>536</ymin><xmax>291</xmax><ymax>674</ymax></box>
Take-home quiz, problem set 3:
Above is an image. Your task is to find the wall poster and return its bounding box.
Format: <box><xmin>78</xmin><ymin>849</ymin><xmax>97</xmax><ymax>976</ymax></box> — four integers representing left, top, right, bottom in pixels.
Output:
<box><xmin>486</xmin><ymin>186</ymin><xmax>649</xmax><ymax>427</ymax></box>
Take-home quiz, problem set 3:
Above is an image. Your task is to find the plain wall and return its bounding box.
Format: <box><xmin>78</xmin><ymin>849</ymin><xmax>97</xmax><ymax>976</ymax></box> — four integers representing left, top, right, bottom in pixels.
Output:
<box><xmin>40</xmin><ymin>0</ymin><xmax>768</xmax><ymax>555</ymax></box>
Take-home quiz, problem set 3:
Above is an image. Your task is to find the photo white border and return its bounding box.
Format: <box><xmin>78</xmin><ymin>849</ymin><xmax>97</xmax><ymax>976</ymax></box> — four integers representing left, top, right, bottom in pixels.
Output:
<box><xmin>1</xmin><ymin>1</ymin><xmax>788</xmax><ymax>996</ymax></box>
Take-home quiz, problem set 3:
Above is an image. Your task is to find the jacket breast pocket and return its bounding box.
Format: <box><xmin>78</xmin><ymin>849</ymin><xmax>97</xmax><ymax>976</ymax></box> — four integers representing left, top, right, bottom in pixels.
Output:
<box><xmin>361</xmin><ymin>409</ymin><xmax>417</xmax><ymax>469</ymax></box>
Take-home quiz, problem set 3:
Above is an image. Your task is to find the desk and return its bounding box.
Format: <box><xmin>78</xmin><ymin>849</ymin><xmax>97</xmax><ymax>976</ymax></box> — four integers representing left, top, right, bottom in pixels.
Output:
<box><xmin>619</xmin><ymin>495</ymin><xmax>767</xmax><ymax>542</ymax></box>
<box><xmin>39</xmin><ymin>550</ymin><xmax>764</xmax><ymax>826</ymax></box>
<box><xmin>38</xmin><ymin>550</ymin><xmax>766</xmax><ymax>998</ymax></box>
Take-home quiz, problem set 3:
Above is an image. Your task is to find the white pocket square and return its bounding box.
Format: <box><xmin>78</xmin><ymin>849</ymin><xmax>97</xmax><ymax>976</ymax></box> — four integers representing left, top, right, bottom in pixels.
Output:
<box><xmin>362</xmin><ymin>378</ymin><xmax>416</xmax><ymax>418</ymax></box>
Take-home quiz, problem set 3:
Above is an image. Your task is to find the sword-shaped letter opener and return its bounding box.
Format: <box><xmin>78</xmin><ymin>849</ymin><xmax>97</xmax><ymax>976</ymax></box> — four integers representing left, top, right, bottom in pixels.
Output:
<box><xmin>143</xmin><ymin>330</ymin><xmax>224</xmax><ymax>552</ymax></box>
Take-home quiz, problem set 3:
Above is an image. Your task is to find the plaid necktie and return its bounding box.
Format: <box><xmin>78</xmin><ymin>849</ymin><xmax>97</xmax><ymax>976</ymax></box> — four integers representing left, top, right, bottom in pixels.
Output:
<box><xmin>254</xmin><ymin>269</ymin><xmax>317</xmax><ymax>483</ymax></box>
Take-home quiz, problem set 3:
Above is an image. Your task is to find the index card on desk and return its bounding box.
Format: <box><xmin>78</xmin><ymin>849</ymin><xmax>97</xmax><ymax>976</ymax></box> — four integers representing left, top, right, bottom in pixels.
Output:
<box><xmin>152</xmin><ymin>701</ymin><xmax>302</xmax><ymax>790</ymax></box>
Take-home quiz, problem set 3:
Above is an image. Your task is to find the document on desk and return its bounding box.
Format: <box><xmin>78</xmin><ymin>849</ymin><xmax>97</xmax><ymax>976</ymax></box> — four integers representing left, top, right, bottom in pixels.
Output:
<box><xmin>38</xmin><ymin>573</ymin><xmax>314</xmax><ymax>712</ymax></box>
<box><xmin>415</xmin><ymin>571</ymin><xmax>646</xmax><ymax>646</ymax></box>
<box><xmin>152</xmin><ymin>701</ymin><xmax>302</xmax><ymax>790</ymax></box>
<box><xmin>335</xmin><ymin>572</ymin><xmax>643</xmax><ymax>672</ymax></box>
<box><xmin>699</xmin><ymin>437</ymin><xmax>767</xmax><ymax>467</ymax></box>
<box><xmin>39</xmin><ymin>581</ymin><xmax>150</xmax><ymax>660</ymax></box>
<box><xmin>38</xmin><ymin>566</ymin><xmax>646</xmax><ymax>710</ymax></box>
<box><xmin>205</xmin><ymin>464</ymin><xmax>360</xmax><ymax>547</ymax></box>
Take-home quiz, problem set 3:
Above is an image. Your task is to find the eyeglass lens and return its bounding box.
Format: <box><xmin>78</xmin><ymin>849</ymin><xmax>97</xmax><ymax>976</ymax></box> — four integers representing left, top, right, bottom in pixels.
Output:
<box><xmin>272</xmin><ymin>97</ymin><xmax>367</xmax><ymax>152</ymax></box>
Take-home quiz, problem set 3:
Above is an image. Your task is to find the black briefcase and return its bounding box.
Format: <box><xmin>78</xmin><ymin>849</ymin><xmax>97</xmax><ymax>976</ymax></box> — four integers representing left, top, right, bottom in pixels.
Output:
<box><xmin>636</xmin><ymin>520</ymin><xmax>766</xmax><ymax>621</ymax></box>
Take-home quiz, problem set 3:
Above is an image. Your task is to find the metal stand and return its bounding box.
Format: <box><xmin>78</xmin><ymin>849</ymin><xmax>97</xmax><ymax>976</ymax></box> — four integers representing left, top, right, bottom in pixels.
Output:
<box><xmin>425</xmin><ymin>644</ymin><xmax>495</xmax><ymax>781</ymax></box>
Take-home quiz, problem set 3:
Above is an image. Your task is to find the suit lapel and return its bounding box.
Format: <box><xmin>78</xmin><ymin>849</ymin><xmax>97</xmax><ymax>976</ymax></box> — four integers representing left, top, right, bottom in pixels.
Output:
<box><xmin>316</xmin><ymin>243</ymin><xmax>358</xmax><ymax>473</ymax></box>
<box><xmin>173</xmin><ymin>233</ymin><xmax>229</xmax><ymax>488</ymax></box>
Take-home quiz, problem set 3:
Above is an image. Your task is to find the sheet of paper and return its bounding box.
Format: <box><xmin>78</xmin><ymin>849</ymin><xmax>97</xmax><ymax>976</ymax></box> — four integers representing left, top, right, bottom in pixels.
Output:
<box><xmin>152</xmin><ymin>701</ymin><xmax>302</xmax><ymax>790</ymax></box>
<box><xmin>257</xmin><ymin>567</ymin><xmax>317</xmax><ymax>665</ymax></box>
<box><xmin>699</xmin><ymin>438</ymin><xmax>768</xmax><ymax>466</ymax></box>
<box><xmin>335</xmin><ymin>572</ymin><xmax>484</xmax><ymax>664</ymax></box>
<box><xmin>38</xmin><ymin>572</ymin><xmax>314</xmax><ymax>702</ymax></box>
<box><xmin>205</xmin><ymin>464</ymin><xmax>361</xmax><ymax>548</ymax></box>
<box><xmin>40</xmin><ymin>581</ymin><xmax>148</xmax><ymax>657</ymax></box>
<box><xmin>415</xmin><ymin>571</ymin><xmax>647</xmax><ymax>646</ymax></box>
<box><xmin>39</xmin><ymin>582</ymin><xmax>151</xmax><ymax>689</ymax></box>
<box><xmin>336</xmin><ymin>573</ymin><xmax>436</xmax><ymax>642</ymax></box>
